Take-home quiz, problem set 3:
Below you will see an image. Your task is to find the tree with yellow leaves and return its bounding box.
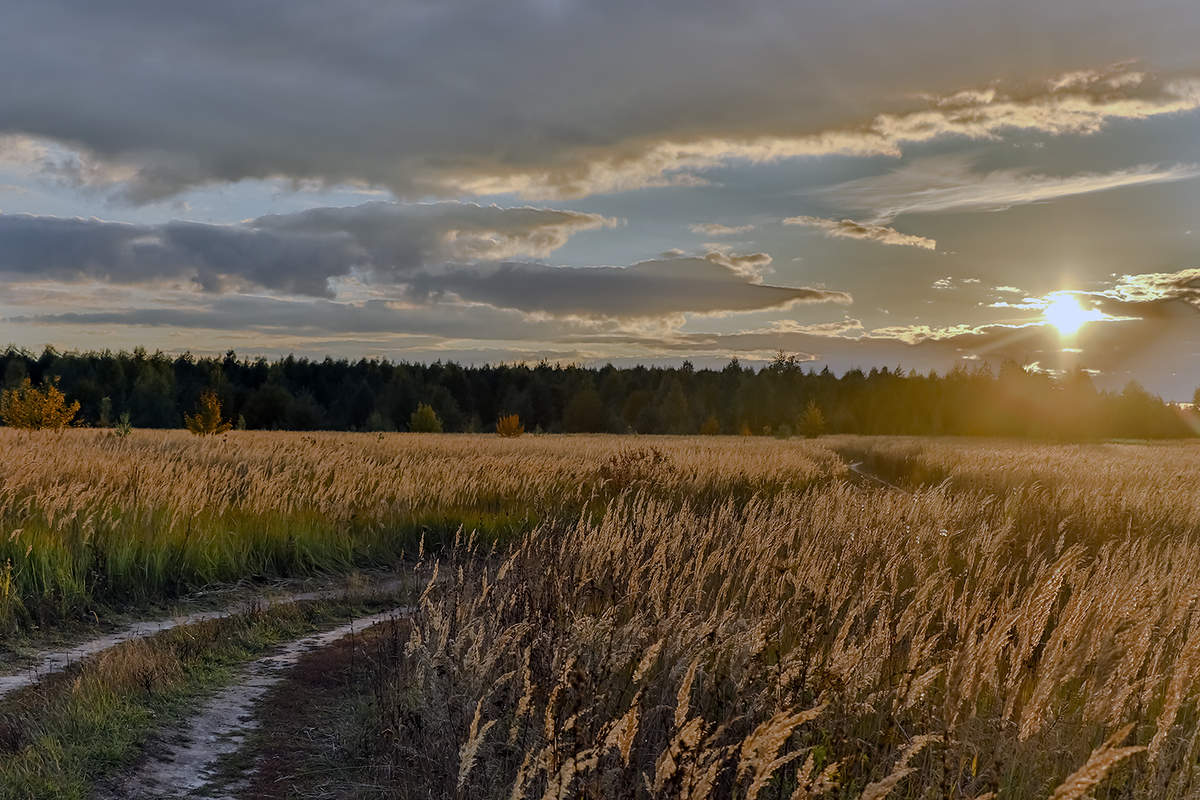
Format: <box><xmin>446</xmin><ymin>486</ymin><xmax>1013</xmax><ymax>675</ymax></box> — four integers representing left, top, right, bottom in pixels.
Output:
<box><xmin>185</xmin><ymin>391</ymin><xmax>233</xmax><ymax>436</ymax></box>
<box><xmin>496</xmin><ymin>413</ymin><xmax>524</xmax><ymax>437</ymax></box>
<box><xmin>0</xmin><ymin>377</ymin><xmax>80</xmax><ymax>431</ymax></box>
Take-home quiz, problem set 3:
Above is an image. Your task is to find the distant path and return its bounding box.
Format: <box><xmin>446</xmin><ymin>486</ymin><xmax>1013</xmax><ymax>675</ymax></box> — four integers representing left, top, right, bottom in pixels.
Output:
<box><xmin>0</xmin><ymin>574</ymin><xmax>410</xmax><ymax>700</ymax></box>
<box><xmin>847</xmin><ymin>460</ymin><xmax>912</xmax><ymax>494</ymax></box>
<box><xmin>95</xmin><ymin>609</ymin><xmax>409</xmax><ymax>800</ymax></box>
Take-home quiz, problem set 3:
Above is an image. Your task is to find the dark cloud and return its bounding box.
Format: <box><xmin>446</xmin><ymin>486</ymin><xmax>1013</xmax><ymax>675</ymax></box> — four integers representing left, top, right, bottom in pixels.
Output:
<box><xmin>9</xmin><ymin>295</ymin><xmax>602</xmax><ymax>341</ymax></box>
<box><xmin>0</xmin><ymin>213</ymin><xmax>356</xmax><ymax>296</ymax></box>
<box><xmin>2</xmin><ymin>4</ymin><xmax>1198</xmax><ymax>201</ymax></box>
<box><xmin>404</xmin><ymin>256</ymin><xmax>850</xmax><ymax>318</ymax></box>
<box><xmin>0</xmin><ymin>205</ymin><xmax>849</xmax><ymax>318</ymax></box>
<box><xmin>0</xmin><ymin>203</ymin><xmax>612</xmax><ymax>296</ymax></box>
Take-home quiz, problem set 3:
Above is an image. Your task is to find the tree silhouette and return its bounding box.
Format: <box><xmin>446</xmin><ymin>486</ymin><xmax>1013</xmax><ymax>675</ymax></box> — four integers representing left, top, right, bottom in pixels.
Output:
<box><xmin>563</xmin><ymin>387</ymin><xmax>609</xmax><ymax>433</ymax></box>
<box><xmin>0</xmin><ymin>346</ymin><xmax>1191</xmax><ymax>439</ymax></box>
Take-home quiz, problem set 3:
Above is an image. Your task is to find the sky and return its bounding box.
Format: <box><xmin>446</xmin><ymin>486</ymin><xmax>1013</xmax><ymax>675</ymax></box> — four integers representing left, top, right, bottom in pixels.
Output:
<box><xmin>2</xmin><ymin>0</ymin><xmax>1200</xmax><ymax>397</ymax></box>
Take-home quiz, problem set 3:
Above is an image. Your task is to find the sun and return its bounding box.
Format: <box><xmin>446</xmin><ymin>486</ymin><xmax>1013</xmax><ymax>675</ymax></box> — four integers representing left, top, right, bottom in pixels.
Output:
<box><xmin>1043</xmin><ymin>293</ymin><xmax>1102</xmax><ymax>335</ymax></box>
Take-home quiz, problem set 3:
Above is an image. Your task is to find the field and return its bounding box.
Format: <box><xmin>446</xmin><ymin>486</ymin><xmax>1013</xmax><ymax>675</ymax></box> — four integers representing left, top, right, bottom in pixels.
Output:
<box><xmin>4</xmin><ymin>431</ymin><xmax>1200</xmax><ymax>798</ymax></box>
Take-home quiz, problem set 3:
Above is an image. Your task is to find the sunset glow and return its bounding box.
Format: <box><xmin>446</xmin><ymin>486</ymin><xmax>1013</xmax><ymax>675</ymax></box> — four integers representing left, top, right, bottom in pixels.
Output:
<box><xmin>1043</xmin><ymin>293</ymin><xmax>1105</xmax><ymax>335</ymax></box>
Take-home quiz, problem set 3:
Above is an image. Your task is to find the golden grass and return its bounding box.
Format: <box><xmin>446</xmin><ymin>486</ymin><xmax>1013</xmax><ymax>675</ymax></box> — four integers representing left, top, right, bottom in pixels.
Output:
<box><xmin>0</xmin><ymin>430</ymin><xmax>839</xmax><ymax>630</ymax></box>
<box><xmin>9</xmin><ymin>428</ymin><xmax>1200</xmax><ymax>797</ymax></box>
<box><xmin>370</xmin><ymin>440</ymin><xmax>1200</xmax><ymax>799</ymax></box>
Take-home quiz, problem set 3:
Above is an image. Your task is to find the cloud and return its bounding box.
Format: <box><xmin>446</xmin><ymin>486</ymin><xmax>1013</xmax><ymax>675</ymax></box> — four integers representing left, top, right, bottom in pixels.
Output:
<box><xmin>10</xmin><ymin>295</ymin><xmax>607</xmax><ymax>341</ymax></box>
<box><xmin>0</xmin><ymin>204</ymin><xmax>849</xmax><ymax>319</ymax></box>
<box><xmin>2</xmin><ymin>0</ymin><xmax>1198</xmax><ymax>204</ymax></box>
<box><xmin>827</xmin><ymin>154</ymin><xmax>1200</xmax><ymax>220</ymax></box>
<box><xmin>689</xmin><ymin>222</ymin><xmax>755</xmax><ymax>236</ymax></box>
<box><xmin>12</xmin><ymin>265</ymin><xmax>1200</xmax><ymax>396</ymax></box>
<box><xmin>783</xmin><ymin>215</ymin><xmax>936</xmax><ymax>249</ymax></box>
<box><xmin>704</xmin><ymin>250</ymin><xmax>774</xmax><ymax>281</ymax></box>
<box><xmin>404</xmin><ymin>255</ymin><xmax>849</xmax><ymax>318</ymax></box>
<box><xmin>1100</xmin><ymin>268</ymin><xmax>1200</xmax><ymax>307</ymax></box>
<box><xmin>0</xmin><ymin>203</ymin><xmax>614</xmax><ymax>296</ymax></box>
<box><xmin>428</xmin><ymin>67</ymin><xmax>1200</xmax><ymax>199</ymax></box>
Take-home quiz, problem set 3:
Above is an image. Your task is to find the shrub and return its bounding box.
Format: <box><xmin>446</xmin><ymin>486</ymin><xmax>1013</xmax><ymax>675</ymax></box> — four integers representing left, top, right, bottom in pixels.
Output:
<box><xmin>774</xmin><ymin>422</ymin><xmax>792</xmax><ymax>439</ymax></box>
<box><xmin>699</xmin><ymin>414</ymin><xmax>720</xmax><ymax>435</ymax></box>
<box><xmin>798</xmin><ymin>399</ymin><xmax>825</xmax><ymax>438</ymax></box>
<box><xmin>111</xmin><ymin>412</ymin><xmax>133</xmax><ymax>439</ymax></box>
<box><xmin>496</xmin><ymin>413</ymin><xmax>524</xmax><ymax>437</ymax></box>
<box><xmin>409</xmin><ymin>402</ymin><xmax>443</xmax><ymax>433</ymax></box>
<box><xmin>184</xmin><ymin>391</ymin><xmax>232</xmax><ymax>436</ymax></box>
<box><xmin>0</xmin><ymin>377</ymin><xmax>80</xmax><ymax>431</ymax></box>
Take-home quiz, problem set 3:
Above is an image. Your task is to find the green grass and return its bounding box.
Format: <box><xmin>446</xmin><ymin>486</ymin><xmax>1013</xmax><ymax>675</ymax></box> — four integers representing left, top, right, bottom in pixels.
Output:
<box><xmin>0</xmin><ymin>506</ymin><xmax>533</xmax><ymax>633</ymax></box>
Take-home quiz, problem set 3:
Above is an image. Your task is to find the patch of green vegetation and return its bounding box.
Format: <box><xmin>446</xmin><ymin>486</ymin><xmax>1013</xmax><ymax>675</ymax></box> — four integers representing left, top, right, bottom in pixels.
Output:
<box><xmin>0</xmin><ymin>595</ymin><xmax>406</xmax><ymax>800</ymax></box>
<box><xmin>2</xmin><ymin>505</ymin><xmax>537</xmax><ymax>633</ymax></box>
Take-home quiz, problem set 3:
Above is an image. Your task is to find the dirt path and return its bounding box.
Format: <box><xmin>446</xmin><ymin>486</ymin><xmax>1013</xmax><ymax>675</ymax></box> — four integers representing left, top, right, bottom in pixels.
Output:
<box><xmin>0</xmin><ymin>574</ymin><xmax>410</xmax><ymax>700</ymax></box>
<box><xmin>238</xmin><ymin>622</ymin><xmax>402</xmax><ymax>799</ymax></box>
<box><xmin>95</xmin><ymin>608</ymin><xmax>408</xmax><ymax>800</ymax></box>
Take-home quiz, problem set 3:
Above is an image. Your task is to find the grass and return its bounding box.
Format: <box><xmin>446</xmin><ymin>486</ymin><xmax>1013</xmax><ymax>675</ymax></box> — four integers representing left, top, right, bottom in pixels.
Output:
<box><xmin>0</xmin><ymin>430</ymin><xmax>839</xmax><ymax>632</ymax></box>
<box><xmin>10</xmin><ymin>429</ymin><xmax>1200</xmax><ymax>797</ymax></box>
<box><xmin>363</xmin><ymin>441</ymin><xmax>1200</xmax><ymax>799</ymax></box>
<box><xmin>0</xmin><ymin>593</ymin><xmax>408</xmax><ymax>800</ymax></box>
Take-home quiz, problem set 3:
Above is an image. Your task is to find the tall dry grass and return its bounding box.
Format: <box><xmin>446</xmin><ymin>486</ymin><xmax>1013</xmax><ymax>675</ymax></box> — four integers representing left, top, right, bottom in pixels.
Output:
<box><xmin>372</xmin><ymin>446</ymin><xmax>1200</xmax><ymax>798</ymax></box>
<box><xmin>0</xmin><ymin>430</ymin><xmax>839</xmax><ymax>630</ymax></box>
<box><xmin>10</xmin><ymin>428</ymin><xmax>1200</xmax><ymax>797</ymax></box>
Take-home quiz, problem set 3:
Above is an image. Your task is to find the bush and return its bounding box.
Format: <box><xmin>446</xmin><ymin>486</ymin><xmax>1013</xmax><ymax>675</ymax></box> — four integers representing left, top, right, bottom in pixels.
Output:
<box><xmin>111</xmin><ymin>412</ymin><xmax>133</xmax><ymax>439</ymax></box>
<box><xmin>496</xmin><ymin>413</ymin><xmax>524</xmax><ymax>437</ymax></box>
<box><xmin>0</xmin><ymin>377</ymin><xmax>79</xmax><ymax>431</ymax></box>
<box><xmin>774</xmin><ymin>423</ymin><xmax>792</xmax><ymax>439</ymax></box>
<box><xmin>409</xmin><ymin>402</ymin><xmax>443</xmax><ymax>433</ymax></box>
<box><xmin>798</xmin><ymin>399</ymin><xmax>826</xmax><ymax>438</ymax></box>
<box><xmin>184</xmin><ymin>391</ymin><xmax>232</xmax><ymax>436</ymax></box>
<box><xmin>699</xmin><ymin>414</ymin><xmax>720</xmax><ymax>435</ymax></box>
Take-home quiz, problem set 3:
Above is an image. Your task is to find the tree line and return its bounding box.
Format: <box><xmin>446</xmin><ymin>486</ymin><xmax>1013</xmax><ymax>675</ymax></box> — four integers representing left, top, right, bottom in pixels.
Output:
<box><xmin>0</xmin><ymin>346</ymin><xmax>1192</xmax><ymax>439</ymax></box>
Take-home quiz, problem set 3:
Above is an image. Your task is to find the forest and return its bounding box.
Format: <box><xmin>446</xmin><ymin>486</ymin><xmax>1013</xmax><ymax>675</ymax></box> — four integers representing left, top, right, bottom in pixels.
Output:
<box><xmin>0</xmin><ymin>345</ymin><xmax>1191</xmax><ymax>439</ymax></box>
